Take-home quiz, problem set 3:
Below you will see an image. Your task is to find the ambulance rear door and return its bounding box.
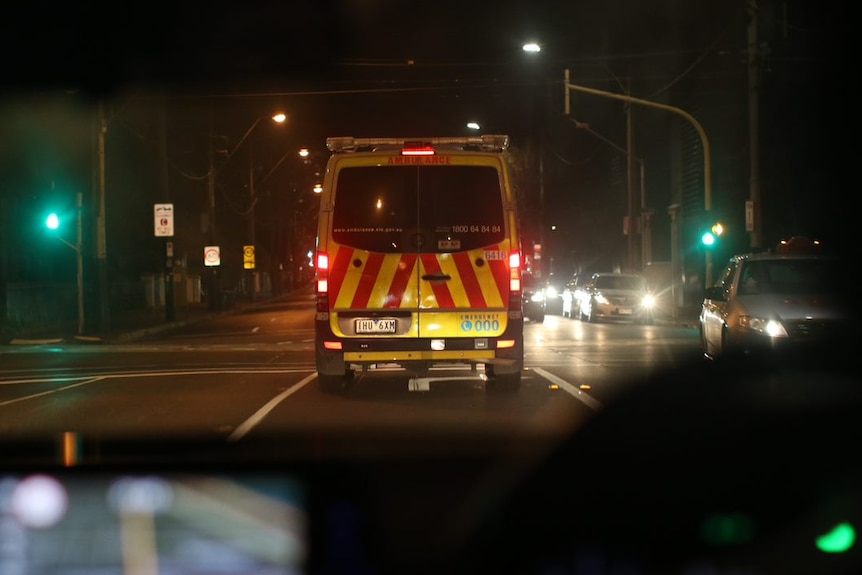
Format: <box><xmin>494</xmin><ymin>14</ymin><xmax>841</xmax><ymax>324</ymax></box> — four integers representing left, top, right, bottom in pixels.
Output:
<box><xmin>327</xmin><ymin>153</ymin><xmax>512</xmax><ymax>340</ymax></box>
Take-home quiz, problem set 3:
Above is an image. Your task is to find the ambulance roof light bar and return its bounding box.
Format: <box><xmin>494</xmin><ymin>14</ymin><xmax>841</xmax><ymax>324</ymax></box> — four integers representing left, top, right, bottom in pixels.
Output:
<box><xmin>326</xmin><ymin>135</ymin><xmax>510</xmax><ymax>153</ymax></box>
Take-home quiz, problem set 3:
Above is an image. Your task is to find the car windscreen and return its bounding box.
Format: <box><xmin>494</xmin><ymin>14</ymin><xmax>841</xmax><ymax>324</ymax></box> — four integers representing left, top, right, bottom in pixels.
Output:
<box><xmin>331</xmin><ymin>165</ymin><xmax>506</xmax><ymax>253</ymax></box>
<box><xmin>595</xmin><ymin>276</ymin><xmax>644</xmax><ymax>290</ymax></box>
<box><xmin>737</xmin><ymin>258</ymin><xmax>844</xmax><ymax>295</ymax></box>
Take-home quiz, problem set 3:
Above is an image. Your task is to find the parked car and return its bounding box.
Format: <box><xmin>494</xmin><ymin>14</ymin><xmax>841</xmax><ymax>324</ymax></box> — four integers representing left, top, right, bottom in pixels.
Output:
<box><xmin>700</xmin><ymin>248</ymin><xmax>851</xmax><ymax>360</ymax></box>
<box><xmin>578</xmin><ymin>272</ymin><xmax>655</xmax><ymax>323</ymax></box>
<box><xmin>521</xmin><ymin>271</ymin><xmax>546</xmax><ymax>323</ymax></box>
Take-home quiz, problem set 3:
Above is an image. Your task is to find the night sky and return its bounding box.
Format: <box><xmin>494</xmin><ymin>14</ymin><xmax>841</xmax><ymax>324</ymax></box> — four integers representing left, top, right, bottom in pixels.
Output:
<box><xmin>0</xmin><ymin>0</ymin><xmax>850</xmax><ymax>295</ymax></box>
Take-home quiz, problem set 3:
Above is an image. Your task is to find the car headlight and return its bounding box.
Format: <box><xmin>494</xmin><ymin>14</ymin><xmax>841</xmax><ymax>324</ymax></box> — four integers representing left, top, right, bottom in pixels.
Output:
<box><xmin>530</xmin><ymin>291</ymin><xmax>545</xmax><ymax>303</ymax></box>
<box><xmin>641</xmin><ymin>294</ymin><xmax>655</xmax><ymax>309</ymax></box>
<box><xmin>740</xmin><ymin>316</ymin><xmax>788</xmax><ymax>337</ymax></box>
<box><xmin>594</xmin><ymin>293</ymin><xmax>608</xmax><ymax>305</ymax></box>
<box><xmin>544</xmin><ymin>286</ymin><xmax>558</xmax><ymax>299</ymax></box>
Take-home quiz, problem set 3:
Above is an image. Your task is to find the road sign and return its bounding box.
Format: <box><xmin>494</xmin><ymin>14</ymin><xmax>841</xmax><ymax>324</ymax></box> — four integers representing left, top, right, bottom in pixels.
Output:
<box><xmin>154</xmin><ymin>203</ymin><xmax>174</xmax><ymax>237</ymax></box>
<box><xmin>745</xmin><ymin>200</ymin><xmax>754</xmax><ymax>232</ymax></box>
<box><xmin>243</xmin><ymin>245</ymin><xmax>255</xmax><ymax>269</ymax></box>
<box><xmin>204</xmin><ymin>246</ymin><xmax>220</xmax><ymax>267</ymax></box>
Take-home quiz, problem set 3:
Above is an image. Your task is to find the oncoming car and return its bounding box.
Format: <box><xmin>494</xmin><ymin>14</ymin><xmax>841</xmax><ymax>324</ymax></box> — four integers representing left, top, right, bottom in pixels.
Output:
<box><xmin>561</xmin><ymin>272</ymin><xmax>592</xmax><ymax>319</ymax></box>
<box><xmin>700</xmin><ymin>248</ymin><xmax>851</xmax><ymax>359</ymax></box>
<box><xmin>541</xmin><ymin>273</ymin><xmax>565</xmax><ymax>315</ymax></box>
<box><xmin>578</xmin><ymin>272</ymin><xmax>655</xmax><ymax>323</ymax></box>
<box><xmin>521</xmin><ymin>271</ymin><xmax>546</xmax><ymax>323</ymax></box>
<box><xmin>313</xmin><ymin>135</ymin><xmax>525</xmax><ymax>393</ymax></box>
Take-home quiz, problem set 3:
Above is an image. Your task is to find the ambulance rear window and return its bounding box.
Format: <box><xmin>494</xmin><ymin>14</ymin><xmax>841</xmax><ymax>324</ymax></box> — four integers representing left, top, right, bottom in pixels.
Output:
<box><xmin>331</xmin><ymin>165</ymin><xmax>506</xmax><ymax>253</ymax></box>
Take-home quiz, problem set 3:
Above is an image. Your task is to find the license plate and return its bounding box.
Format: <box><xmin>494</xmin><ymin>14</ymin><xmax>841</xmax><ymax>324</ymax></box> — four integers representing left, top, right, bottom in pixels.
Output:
<box><xmin>355</xmin><ymin>318</ymin><xmax>397</xmax><ymax>334</ymax></box>
<box><xmin>617</xmin><ymin>308</ymin><xmax>633</xmax><ymax>315</ymax></box>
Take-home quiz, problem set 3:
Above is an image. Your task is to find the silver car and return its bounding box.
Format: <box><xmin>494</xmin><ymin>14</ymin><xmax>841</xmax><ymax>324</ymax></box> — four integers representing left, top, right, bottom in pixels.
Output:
<box><xmin>578</xmin><ymin>272</ymin><xmax>655</xmax><ymax>323</ymax></box>
<box><xmin>699</xmin><ymin>251</ymin><xmax>850</xmax><ymax>359</ymax></box>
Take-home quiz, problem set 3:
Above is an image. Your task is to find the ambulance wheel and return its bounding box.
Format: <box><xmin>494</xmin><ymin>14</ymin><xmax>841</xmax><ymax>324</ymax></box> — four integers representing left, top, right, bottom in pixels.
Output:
<box><xmin>487</xmin><ymin>371</ymin><xmax>521</xmax><ymax>393</ymax></box>
<box><xmin>318</xmin><ymin>373</ymin><xmax>349</xmax><ymax>394</ymax></box>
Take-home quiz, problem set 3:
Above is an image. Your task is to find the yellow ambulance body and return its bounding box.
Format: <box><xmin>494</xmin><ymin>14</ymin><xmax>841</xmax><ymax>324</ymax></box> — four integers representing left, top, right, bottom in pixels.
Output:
<box><xmin>313</xmin><ymin>135</ymin><xmax>524</xmax><ymax>393</ymax></box>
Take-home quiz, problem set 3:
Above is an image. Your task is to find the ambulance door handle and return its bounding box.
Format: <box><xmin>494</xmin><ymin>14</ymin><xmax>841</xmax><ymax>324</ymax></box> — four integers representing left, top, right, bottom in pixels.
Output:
<box><xmin>422</xmin><ymin>273</ymin><xmax>451</xmax><ymax>282</ymax></box>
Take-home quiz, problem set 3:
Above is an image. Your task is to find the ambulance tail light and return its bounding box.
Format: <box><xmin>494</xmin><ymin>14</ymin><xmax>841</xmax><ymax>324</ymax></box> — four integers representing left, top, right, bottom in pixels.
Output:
<box><xmin>508</xmin><ymin>250</ymin><xmax>522</xmax><ymax>313</ymax></box>
<box><xmin>316</xmin><ymin>252</ymin><xmax>330</xmax><ymax>311</ymax></box>
<box><xmin>509</xmin><ymin>251</ymin><xmax>521</xmax><ymax>293</ymax></box>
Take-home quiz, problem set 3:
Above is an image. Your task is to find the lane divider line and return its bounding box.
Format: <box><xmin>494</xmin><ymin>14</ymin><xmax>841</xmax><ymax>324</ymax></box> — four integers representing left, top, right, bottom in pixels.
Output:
<box><xmin>531</xmin><ymin>367</ymin><xmax>603</xmax><ymax>411</ymax></box>
<box><xmin>0</xmin><ymin>377</ymin><xmax>107</xmax><ymax>407</ymax></box>
<box><xmin>227</xmin><ymin>372</ymin><xmax>317</xmax><ymax>442</ymax></box>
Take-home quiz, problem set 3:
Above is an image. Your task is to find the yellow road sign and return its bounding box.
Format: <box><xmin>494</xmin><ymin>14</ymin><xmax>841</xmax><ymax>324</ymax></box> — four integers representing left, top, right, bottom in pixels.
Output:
<box><xmin>243</xmin><ymin>245</ymin><xmax>255</xmax><ymax>269</ymax></box>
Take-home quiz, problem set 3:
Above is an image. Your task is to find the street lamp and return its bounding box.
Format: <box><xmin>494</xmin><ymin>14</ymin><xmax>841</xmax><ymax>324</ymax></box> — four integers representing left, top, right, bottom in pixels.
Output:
<box><xmin>45</xmin><ymin>192</ymin><xmax>84</xmax><ymax>335</ymax></box>
<box><xmin>206</xmin><ymin>112</ymin><xmax>286</xmax><ymax>307</ymax></box>
<box><xmin>245</xmin><ymin>114</ymin><xmax>287</xmax><ymax>300</ymax></box>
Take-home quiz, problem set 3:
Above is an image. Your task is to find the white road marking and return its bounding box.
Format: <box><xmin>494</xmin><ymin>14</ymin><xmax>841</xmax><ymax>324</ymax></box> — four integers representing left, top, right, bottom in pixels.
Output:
<box><xmin>0</xmin><ymin>377</ymin><xmax>107</xmax><ymax>407</ymax></box>
<box><xmin>227</xmin><ymin>372</ymin><xmax>317</xmax><ymax>442</ymax></box>
<box><xmin>0</xmin><ymin>368</ymin><xmax>312</xmax><ymax>386</ymax></box>
<box><xmin>531</xmin><ymin>367</ymin><xmax>603</xmax><ymax>411</ymax></box>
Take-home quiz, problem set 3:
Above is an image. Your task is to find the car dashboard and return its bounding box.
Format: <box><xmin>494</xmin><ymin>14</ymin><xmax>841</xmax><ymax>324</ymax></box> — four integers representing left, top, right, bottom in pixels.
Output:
<box><xmin>2</xmin><ymin>348</ymin><xmax>861</xmax><ymax>575</ymax></box>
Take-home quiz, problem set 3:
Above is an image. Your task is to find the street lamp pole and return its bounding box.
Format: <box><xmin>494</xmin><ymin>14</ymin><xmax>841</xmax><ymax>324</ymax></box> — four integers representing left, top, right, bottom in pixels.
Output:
<box><xmin>247</xmin><ymin>139</ymin><xmax>257</xmax><ymax>300</ymax></box>
<box><xmin>208</xmin><ymin>112</ymin><xmax>286</xmax><ymax>306</ymax></box>
<box><xmin>563</xmin><ymin>69</ymin><xmax>714</xmax><ymax>287</ymax></box>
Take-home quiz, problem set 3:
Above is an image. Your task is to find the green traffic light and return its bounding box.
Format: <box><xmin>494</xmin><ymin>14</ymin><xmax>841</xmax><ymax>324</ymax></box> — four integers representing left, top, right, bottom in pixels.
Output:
<box><xmin>816</xmin><ymin>522</ymin><xmax>856</xmax><ymax>553</ymax></box>
<box><xmin>701</xmin><ymin>231</ymin><xmax>715</xmax><ymax>246</ymax></box>
<box><xmin>46</xmin><ymin>213</ymin><xmax>60</xmax><ymax>230</ymax></box>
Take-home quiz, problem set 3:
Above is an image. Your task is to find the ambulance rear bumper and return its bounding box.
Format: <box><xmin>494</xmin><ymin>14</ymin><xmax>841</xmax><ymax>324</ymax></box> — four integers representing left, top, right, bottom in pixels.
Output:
<box><xmin>315</xmin><ymin>319</ymin><xmax>523</xmax><ymax>375</ymax></box>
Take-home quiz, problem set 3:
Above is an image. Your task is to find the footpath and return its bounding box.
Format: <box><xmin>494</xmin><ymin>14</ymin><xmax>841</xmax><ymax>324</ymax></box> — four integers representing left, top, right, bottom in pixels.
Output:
<box><xmin>3</xmin><ymin>296</ymin><xmax>701</xmax><ymax>346</ymax></box>
<box><xmin>3</xmin><ymin>297</ymin><xmax>270</xmax><ymax>346</ymax></box>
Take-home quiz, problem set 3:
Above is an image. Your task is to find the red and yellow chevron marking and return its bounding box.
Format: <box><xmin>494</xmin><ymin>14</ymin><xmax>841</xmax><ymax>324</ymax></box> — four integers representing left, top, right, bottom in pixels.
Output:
<box><xmin>329</xmin><ymin>243</ymin><xmax>510</xmax><ymax>311</ymax></box>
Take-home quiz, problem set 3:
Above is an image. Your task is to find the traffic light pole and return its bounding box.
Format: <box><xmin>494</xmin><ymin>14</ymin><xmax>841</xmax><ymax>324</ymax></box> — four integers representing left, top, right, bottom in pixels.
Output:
<box><xmin>75</xmin><ymin>192</ymin><xmax>84</xmax><ymax>334</ymax></box>
<box><xmin>563</xmin><ymin>69</ymin><xmax>714</xmax><ymax>285</ymax></box>
<box><xmin>45</xmin><ymin>192</ymin><xmax>85</xmax><ymax>334</ymax></box>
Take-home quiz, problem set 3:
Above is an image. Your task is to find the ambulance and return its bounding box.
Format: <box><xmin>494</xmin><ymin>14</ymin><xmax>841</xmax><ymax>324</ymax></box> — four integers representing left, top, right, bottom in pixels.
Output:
<box><xmin>313</xmin><ymin>135</ymin><xmax>525</xmax><ymax>393</ymax></box>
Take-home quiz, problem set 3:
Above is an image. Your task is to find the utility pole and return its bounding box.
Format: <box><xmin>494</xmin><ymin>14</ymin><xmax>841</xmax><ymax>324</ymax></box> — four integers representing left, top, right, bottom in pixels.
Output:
<box><xmin>640</xmin><ymin>161</ymin><xmax>653</xmax><ymax>266</ymax></box>
<box><xmin>668</xmin><ymin>204</ymin><xmax>681</xmax><ymax>320</ymax></box>
<box><xmin>625</xmin><ymin>90</ymin><xmax>637</xmax><ymax>272</ymax></box>
<box><xmin>538</xmin><ymin>134</ymin><xmax>545</xmax><ymax>279</ymax></box>
<box><xmin>207</xmin><ymin>131</ymin><xmax>219</xmax><ymax>311</ymax></box>
<box><xmin>747</xmin><ymin>0</ymin><xmax>762</xmax><ymax>249</ymax></box>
